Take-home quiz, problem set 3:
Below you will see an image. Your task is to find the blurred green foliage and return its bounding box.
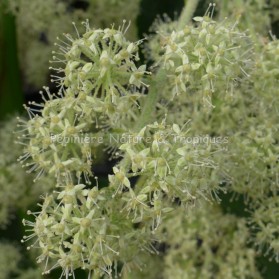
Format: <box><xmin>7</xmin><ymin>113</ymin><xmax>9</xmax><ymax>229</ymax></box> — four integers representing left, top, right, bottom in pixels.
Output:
<box><xmin>0</xmin><ymin>8</ymin><xmax>23</xmax><ymax>120</ymax></box>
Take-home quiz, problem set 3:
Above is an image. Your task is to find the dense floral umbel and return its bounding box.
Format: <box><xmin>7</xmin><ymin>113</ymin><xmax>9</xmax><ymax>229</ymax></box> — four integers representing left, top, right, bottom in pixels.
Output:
<box><xmin>161</xmin><ymin>38</ymin><xmax>278</xmax><ymax>201</ymax></box>
<box><xmin>0</xmin><ymin>116</ymin><xmax>53</xmax><ymax>228</ymax></box>
<box><xmin>19</xmin><ymin>23</ymin><xmax>149</xmax><ymax>181</ymax></box>
<box><xmin>215</xmin><ymin>0</ymin><xmax>271</xmax><ymax>35</ymax></box>
<box><xmin>122</xmin><ymin>203</ymin><xmax>263</xmax><ymax>279</ymax></box>
<box><xmin>17</xmin><ymin>2</ymin><xmax>279</xmax><ymax>278</ymax></box>
<box><xmin>22</xmin><ymin>183</ymin><xmax>156</xmax><ymax>278</ymax></box>
<box><xmin>112</xmin><ymin>121</ymin><xmax>223</xmax><ymax>229</ymax></box>
<box><xmin>160</xmin><ymin>204</ymin><xmax>262</xmax><ymax>279</ymax></box>
<box><xmin>5</xmin><ymin>0</ymin><xmax>141</xmax><ymax>87</ymax></box>
<box><xmin>23</xmin><ymin>186</ymin><xmax>118</xmax><ymax>277</ymax></box>
<box><xmin>251</xmin><ymin>195</ymin><xmax>279</xmax><ymax>262</ymax></box>
<box><xmin>57</xmin><ymin>24</ymin><xmax>149</xmax><ymax>94</ymax></box>
<box><xmin>154</xmin><ymin>19</ymin><xmax>279</xmax><ymax>263</ymax></box>
<box><xmin>54</xmin><ymin>22</ymin><xmax>148</xmax><ymax>128</ymax></box>
<box><xmin>20</xmin><ymin>95</ymin><xmax>94</xmax><ymax>182</ymax></box>
<box><xmin>153</xmin><ymin>15</ymin><xmax>253</xmax><ymax>107</ymax></box>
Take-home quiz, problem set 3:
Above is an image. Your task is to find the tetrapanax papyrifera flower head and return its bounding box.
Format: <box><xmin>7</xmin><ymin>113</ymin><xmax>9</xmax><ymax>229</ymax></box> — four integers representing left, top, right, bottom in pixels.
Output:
<box><xmin>18</xmin><ymin>2</ymin><xmax>279</xmax><ymax>278</ymax></box>
<box><xmin>151</xmin><ymin>15</ymin><xmax>254</xmax><ymax>107</ymax></box>
<box><xmin>19</xmin><ymin>22</ymin><xmax>150</xmax><ymax>182</ymax></box>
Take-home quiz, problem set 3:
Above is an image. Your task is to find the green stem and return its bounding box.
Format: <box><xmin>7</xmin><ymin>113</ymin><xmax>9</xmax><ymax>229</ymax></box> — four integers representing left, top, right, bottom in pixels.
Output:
<box><xmin>135</xmin><ymin>69</ymin><xmax>166</xmax><ymax>130</ymax></box>
<box><xmin>135</xmin><ymin>0</ymin><xmax>199</xmax><ymax>131</ymax></box>
<box><xmin>178</xmin><ymin>0</ymin><xmax>200</xmax><ymax>29</ymax></box>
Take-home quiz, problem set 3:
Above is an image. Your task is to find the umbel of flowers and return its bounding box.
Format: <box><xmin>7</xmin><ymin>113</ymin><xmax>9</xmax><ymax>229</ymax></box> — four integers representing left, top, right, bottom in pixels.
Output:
<box><xmin>3</xmin><ymin>0</ymin><xmax>141</xmax><ymax>87</ymax></box>
<box><xmin>19</xmin><ymin>1</ymin><xmax>279</xmax><ymax>278</ymax></box>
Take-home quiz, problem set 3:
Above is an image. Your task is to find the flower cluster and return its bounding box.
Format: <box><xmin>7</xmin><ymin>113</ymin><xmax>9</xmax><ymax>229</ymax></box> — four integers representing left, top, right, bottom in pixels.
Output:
<box><xmin>5</xmin><ymin>0</ymin><xmax>141</xmax><ymax>87</ymax></box>
<box><xmin>111</xmin><ymin>121</ymin><xmax>222</xmax><ymax>228</ymax></box>
<box><xmin>22</xmin><ymin>183</ymin><xmax>155</xmax><ymax>278</ymax></box>
<box><xmin>20</xmin><ymin>93</ymin><xmax>97</xmax><ymax>182</ymax></box>
<box><xmin>19</xmin><ymin>23</ymin><xmax>150</xmax><ymax>182</ymax></box>
<box><xmin>54</xmin><ymin>22</ymin><xmax>148</xmax><ymax>127</ymax></box>
<box><xmin>215</xmin><ymin>0</ymin><xmax>271</xmax><ymax>35</ymax></box>
<box><xmin>16</xmin><ymin>2</ymin><xmax>279</xmax><ymax>278</ymax></box>
<box><xmin>160</xmin><ymin>204</ymin><xmax>262</xmax><ymax>279</ymax></box>
<box><xmin>251</xmin><ymin>195</ymin><xmax>279</xmax><ymax>262</ymax></box>
<box><xmin>60</xmin><ymin>24</ymin><xmax>148</xmax><ymax>93</ymax></box>
<box><xmin>0</xmin><ymin>116</ymin><xmax>53</xmax><ymax>228</ymax></box>
<box><xmin>23</xmin><ymin>185</ymin><xmax>118</xmax><ymax>276</ymax></box>
<box><xmin>121</xmin><ymin>203</ymin><xmax>263</xmax><ymax>279</ymax></box>
<box><xmin>146</xmin><ymin>4</ymin><xmax>279</xmax><ymax>266</ymax></box>
<box><xmin>155</xmin><ymin>16</ymin><xmax>254</xmax><ymax>106</ymax></box>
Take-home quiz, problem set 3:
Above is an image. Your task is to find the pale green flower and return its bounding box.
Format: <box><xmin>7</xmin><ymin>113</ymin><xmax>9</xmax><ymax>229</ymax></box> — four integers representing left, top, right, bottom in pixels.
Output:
<box><xmin>115</xmin><ymin>121</ymin><xmax>223</xmax><ymax>228</ymax></box>
<box><xmin>158</xmin><ymin>16</ymin><xmax>254</xmax><ymax>106</ymax></box>
<box><xmin>251</xmin><ymin>195</ymin><xmax>279</xmax><ymax>262</ymax></box>
<box><xmin>214</xmin><ymin>0</ymin><xmax>271</xmax><ymax>35</ymax></box>
<box><xmin>0</xmin><ymin>116</ymin><xmax>54</xmax><ymax>228</ymax></box>
<box><xmin>19</xmin><ymin>23</ymin><xmax>149</xmax><ymax>181</ymax></box>
<box><xmin>17</xmin><ymin>3</ymin><xmax>279</xmax><ymax>278</ymax></box>
<box><xmin>6</xmin><ymin>0</ymin><xmax>141</xmax><ymax>87</ymax></box>
<box><xmin>22</xmin><ymin>183</ymin><xmax>156</xmax><ymax>278</ymax></box>
<box><xmin>160</xmin><ymin>203</ymin><xmax>262</xmax><ymax>279</ymax></box>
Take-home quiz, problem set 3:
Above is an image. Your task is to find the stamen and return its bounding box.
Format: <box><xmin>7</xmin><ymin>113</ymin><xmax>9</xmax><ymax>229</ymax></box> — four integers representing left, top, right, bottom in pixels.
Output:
<box><xmin>72</xmin><ymin>22</ymin><xmax>80</xmax><ymax>39</ymax></box>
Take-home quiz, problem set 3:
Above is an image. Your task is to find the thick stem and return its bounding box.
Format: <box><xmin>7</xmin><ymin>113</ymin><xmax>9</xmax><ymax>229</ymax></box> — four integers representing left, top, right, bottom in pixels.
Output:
<box><xmin>135</xmin><ymin>69</ymin><xmax>166</xmax><ymax>130</ymax></box>
<box><xmin>178</xmin><ymin>0</ymin><xmax>200</xmax><ymax>29</ymax></box>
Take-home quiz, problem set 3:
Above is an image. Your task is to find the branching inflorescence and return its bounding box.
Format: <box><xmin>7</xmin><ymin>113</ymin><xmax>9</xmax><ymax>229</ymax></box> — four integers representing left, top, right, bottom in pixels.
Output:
<box><xmin>16</xmin><ymin>1</ymin><xmax>279</xmax><ymax>279</ymax></box>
